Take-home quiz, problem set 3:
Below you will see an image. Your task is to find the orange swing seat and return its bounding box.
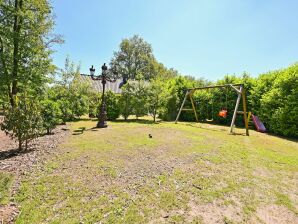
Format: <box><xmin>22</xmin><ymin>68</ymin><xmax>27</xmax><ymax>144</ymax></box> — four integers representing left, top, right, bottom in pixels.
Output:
<box><xmin>218</xmin><ymin>109</ymin><xmax>228</xmax><ymax>118</ymax></box>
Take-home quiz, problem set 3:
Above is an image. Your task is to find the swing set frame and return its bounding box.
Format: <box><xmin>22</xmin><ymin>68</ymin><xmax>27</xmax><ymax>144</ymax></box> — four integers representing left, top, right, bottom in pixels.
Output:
<box><xmin>175</xmin><ymin>83</ymin><xmax>250</xmax><ymax>136</ymax></box>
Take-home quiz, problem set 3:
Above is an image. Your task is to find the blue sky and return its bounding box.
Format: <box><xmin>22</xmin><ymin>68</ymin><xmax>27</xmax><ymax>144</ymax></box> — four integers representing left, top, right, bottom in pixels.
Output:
<box><xmin>52</xmin><ymin>0</ymin><xmax>298</xmax><ymax>80</ymax></box>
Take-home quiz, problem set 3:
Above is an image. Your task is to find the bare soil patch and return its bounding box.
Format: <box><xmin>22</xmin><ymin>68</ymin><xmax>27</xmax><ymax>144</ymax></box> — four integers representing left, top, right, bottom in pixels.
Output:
<box><xmin>188</xmin><ymin>200</ymin><xmax>243</xmax><ymax>224</ymax></box>
<box><xmin>256</xmin><ymin>205</ymin><xmax>298</xmax><ymax>224</ymax></box>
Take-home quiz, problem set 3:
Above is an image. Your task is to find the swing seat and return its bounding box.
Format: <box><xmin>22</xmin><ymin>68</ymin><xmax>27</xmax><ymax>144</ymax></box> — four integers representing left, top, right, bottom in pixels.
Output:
<box><xmin>218</xmin><ymin>110</ymin><xmax>227</xmax><ymax>118</ymax></box>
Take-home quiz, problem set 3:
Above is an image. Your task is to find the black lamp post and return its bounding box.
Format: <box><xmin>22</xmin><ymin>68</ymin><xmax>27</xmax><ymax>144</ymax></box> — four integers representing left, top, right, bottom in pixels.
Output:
<box><xmin>90</xmin><ymin>63</ymin><xmax>118</xmax><ymax>128</ymax></box>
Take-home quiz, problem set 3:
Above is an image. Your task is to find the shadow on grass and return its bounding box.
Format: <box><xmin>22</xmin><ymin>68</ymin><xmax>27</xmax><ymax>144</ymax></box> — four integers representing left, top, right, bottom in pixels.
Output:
<box><xmin>264</xmin><ymin>132</ymin><xmax>298</xmax><ymax>143</ymax></box>
<box><xmin>184</xmin><ymin>122</ymin><xmax>226</xmax><ymax>132</ymax></box>
<box><xmin>113</xmin><ymin>119</ymin><xmax>159</xmax><ymax>125</ymax></box>
<box><xmin>71</xmin><ymin>118</ymin><xmax>160</xmax><ymax>134</ymax></box>
<box><xmin>67</xmin><ymin>117</ymin><xmax>96</xmax><ymax>123</ymax></box>
<box><xmin>72</xmin><ymin>127</ymin><xmax>87</xmax><ymax>135</ymax></box>
<box><xmin>181</xmin><ymin>122</ymin><xmax>249</xmax><ymax>136</ymax></box>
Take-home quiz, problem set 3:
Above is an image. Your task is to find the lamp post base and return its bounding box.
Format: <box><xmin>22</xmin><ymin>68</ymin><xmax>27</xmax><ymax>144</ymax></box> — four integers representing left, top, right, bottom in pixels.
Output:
<box><xmin>96</xmin><ymin>121</ymin><xmax>108</xmax><ymax>128</ymax></box>
<box><xmin>97</xmin><ymin>101</ymin><xmax>108</xmax><ymax>128</ymax></box>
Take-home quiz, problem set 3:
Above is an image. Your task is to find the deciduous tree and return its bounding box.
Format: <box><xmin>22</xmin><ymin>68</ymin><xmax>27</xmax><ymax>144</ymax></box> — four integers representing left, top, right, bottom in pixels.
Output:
<box><xmin>0</xmin><ymin>0</ymin><xmax>62</xmax><ymax>107</ymax></box>
<box><xmin>110</xmin><ymin>35</ymin><xmax>155</xmax><ymax>80</ymax></box>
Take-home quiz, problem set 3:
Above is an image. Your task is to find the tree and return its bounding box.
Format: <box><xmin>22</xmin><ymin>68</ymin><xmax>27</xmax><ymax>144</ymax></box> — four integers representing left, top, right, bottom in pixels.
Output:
<box><xmin>1</xmin><ymin>95</ymin><xmax>43</xmax><ymax>150</ymax></box>
<box><xmin>131</xmin><ymin>74</ymin><xmax>148</xmax><ymax>119</ymax></box>
<box><xmin>68</xmin><ymin>74</ymin><xmax>91</xmax><ymax>118</ymax></box>
<box><xmin>147</xmin><ymin>78</ymin><xmax>168</xmax><ymax>122</ymax></box>
<box><xmin>50</xmin><ymin>57</ymin><xmax>91</xmax><ymax>123</ymax></box>
<box><xmin>0</xmin><ymin>0</ymin><xmax>62</xmax><ymax>107</ymax></box>
<box><xmin>119</xmin><ymin>82</ymin><xmax>134</xmax><ymax>120</ymax></box>
<box><xmin>110</xmin><ymin>35</ymin><xmax>155</xmax><ymax>80</ymax></box>
<box><xmin>41</xmin><ymin>99</ymin><xmax>61</xmax><ymax>134</ymax></box>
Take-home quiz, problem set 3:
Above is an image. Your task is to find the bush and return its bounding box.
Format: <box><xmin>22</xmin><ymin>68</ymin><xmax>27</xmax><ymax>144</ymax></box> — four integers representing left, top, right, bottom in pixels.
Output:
<box><xmin>119</xmin><ymin>83</ymin><xmax>134</xmax><ymax>120</ymax></box>
<box><xmin>131</xmin><ymin>79</ymin><xmax>148</xmax><ymax>119</ymax></box>
<box><xmin>88</xmin><ymin>92</ymin><xmax>101</xmax><ymax>118</ymax></box>
<box><xmin>258</xmin><ymin>65</ymin><xmax>298</xmax><ymax>137</ymax></box>
<box><xmin>105</xmin><ymin>91</ymin><xmax>120</xmax><ymax>120</ymax></box>
<box><xmin>41</xmin><ymin>99</ymin><xmax>62</xmax><ymax>134</ymax></box>
<box><xmin>160</xmin><ymin>76</ymin><xmax>196</xmax><ymax>121</ymax></box>
<box><xmin>147</xmin><ymin>77</ymin><xmax>169</xmax><ymax>122</ymax></box>
<box><xmin>1</xmin><ymin>96</ymin><xmax>43</xmax><ymax>150</ymax></box>
<box><xmin>57</xmin><ymin>98</ymin><xmax>73</xmax><ymax>124</ymax></box>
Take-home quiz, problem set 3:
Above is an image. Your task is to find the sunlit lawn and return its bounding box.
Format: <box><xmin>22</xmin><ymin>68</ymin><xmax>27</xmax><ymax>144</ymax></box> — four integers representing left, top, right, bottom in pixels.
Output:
<box><xmin>15</xmin><ymin>119</ymin><xmax>298</xmax><ymax>223</ymax></box>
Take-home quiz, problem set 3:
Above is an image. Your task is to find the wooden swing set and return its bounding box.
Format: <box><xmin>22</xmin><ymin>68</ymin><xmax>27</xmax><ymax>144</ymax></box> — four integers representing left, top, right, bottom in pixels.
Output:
<box><xmin>175</xmin><ymin>84</ymin><xmax>250</xmax><ymax>136</ymax></box>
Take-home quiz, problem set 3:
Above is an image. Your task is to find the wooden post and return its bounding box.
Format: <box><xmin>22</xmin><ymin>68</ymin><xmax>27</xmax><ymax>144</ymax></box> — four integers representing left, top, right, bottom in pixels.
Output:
<box><xmin>242</xmin><ymin>89</ymin><xmax>249</xmax><ymax>136</ymax></box>
<box><xmin>230</xmin><ymin>86</ymin><xmax>243</xmax><ymax>134</ymax></box>
<box><xmin>175</xmin><ymin>90</ymin><xmax>189</xmax><ymax>123</ymax></box>
<box><xmin>189</xmin><ymin>91</ymin><xmax>199</xmax><ymax>122</ymax></box>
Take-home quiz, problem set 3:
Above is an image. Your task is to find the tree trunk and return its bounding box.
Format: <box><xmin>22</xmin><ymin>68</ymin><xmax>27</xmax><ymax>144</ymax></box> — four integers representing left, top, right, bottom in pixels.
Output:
<box><xmin>10</xmin><ymin>0</ymin><xmax>23</xmax><ymax>107</ymax></box>
<box><xmin>153</xmin><ymin>105</ymin><xmax>157</xmax><ymax>122</ymax></box>
<box><xmin>18</xmin><ymin>140</ymin><xmax>22</xmax><ymax>151</ymax></box>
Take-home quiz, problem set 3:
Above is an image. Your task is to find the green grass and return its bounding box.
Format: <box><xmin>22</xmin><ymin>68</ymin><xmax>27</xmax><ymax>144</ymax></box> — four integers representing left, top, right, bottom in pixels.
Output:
<box><xmin>15</xmin><ymin>119</ymin><xmax>298</xmax><ymax>223</ymax></box>
<box><xmin>0</xmin><ymin>172</ymin><xmax>13</xmax><ymax>205</ymax></box>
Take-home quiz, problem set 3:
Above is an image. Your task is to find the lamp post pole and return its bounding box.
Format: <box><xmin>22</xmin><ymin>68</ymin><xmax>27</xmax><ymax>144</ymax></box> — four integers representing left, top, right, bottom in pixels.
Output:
<box><xmin>90</xmin><ymin>63</ymin><xmax>117</xmax><ymax>128</ymax></box>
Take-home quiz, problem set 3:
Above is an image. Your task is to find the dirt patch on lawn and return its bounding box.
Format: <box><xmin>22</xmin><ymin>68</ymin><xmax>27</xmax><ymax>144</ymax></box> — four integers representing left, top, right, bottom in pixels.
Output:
<box><xmin>0</xmin><ymin>203</ymin><xmax>18</xmax><ymax>224</ymax></box>
<box><xmin>0</xmin><ymin>126</ymin><xmax>69</xmax><ymax>223</ymax></box>
<box><xmin>187</xmin><ymin>200</ymin><xmax>243</xmax><ymax>224</ymax></box>
<box><xmin>256</xmin><ymin>205</ymin><xmax>298</xmax><ymax>224</ymax></box>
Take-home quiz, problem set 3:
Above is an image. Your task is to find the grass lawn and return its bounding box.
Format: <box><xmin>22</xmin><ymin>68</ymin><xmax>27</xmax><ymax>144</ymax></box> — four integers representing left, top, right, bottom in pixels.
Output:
<box><xmin>0</xmin><ymin>172</ymin><xmax>13</xmax><ymax>205</ymax></box>
<box><xmin>15</xmin><ymin>119</ymin><xmax>298</xmax><ymax>223</ymax></box>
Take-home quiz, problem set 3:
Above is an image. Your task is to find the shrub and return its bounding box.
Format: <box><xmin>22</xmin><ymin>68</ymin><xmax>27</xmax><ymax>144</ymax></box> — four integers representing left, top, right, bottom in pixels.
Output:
<box><xmin>119</xmin><ymin>83</ymin><xmax>134</xmax><ymax>120</ymax></box>
<box><xmin>131</xmin><ymin>78</ymin><xmax>148</xmax><ymax>119</ymax></box>
<box><xmin>147</xmin><ymin>78</ymin><xmax>169</xmax><ymax>122</ymax></box>
<box><xmin>88</xmin><ymin>92</ymin><xmax>101</xmax><ymax>118</ymax></box>
<box><xmin>258</xmin><ymin>65</ymin><xmax>298</xmax><ymax>137</ymax></box>
<box><xmin>1</xmin><ymin>96</ymin><xmax>43</xmax><ymax>150</ymax></box>
<box><xmin>105</xmin><ymin>91</ymin><xmax>120</xmax><ymax>120</ymax></box>
<box><xmin>41</xmin><ymin>99</ymin><xmax>62</xmax><ymax>134</ymax></box>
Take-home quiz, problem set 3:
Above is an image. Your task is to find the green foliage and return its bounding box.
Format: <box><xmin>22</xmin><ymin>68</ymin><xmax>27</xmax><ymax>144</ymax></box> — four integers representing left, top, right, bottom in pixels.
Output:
<box><xmin>105</xmin><ymin>91</ymin><xmax>120</xmax><ymax>120</ymax></box>
<box><xmin>88</xmin><ymin>92</ymin><xmax>101</xmax><ymax>118</ymax></box>
<box><xmin>110</xmin><ymin>35</ymin><xmax>155</xmax><ymax>80</ymax></box>
<box><xmin>41</xmin><ymin>99</ymin><xmax>61</xmax><ymax>134</ymax></box>
<box><xmin>0</xmin><ymin>0</ymin><xmax>62</xmax><ymax>107</ymax></box>
<box><xmin>119</xmin><ymin>83</ymin><xmax>134</xmax><ymax>120</ymax></box>
<box><xmin>160</xmin><ymin>76</ymin><xmax>197</xmax><ymax>121</ymax></box>
<box><xmin>69</xmin><ymin>74</ymin><xmax>91</xmax><ymax>118</ymax></box>
<box><xmin>147</xmin><ymin>77</ymin><xmax>169</xmax><ymax>122</ymax></box>
<box><xmin>1</xmin><ymin>95</ymin><xmax>43</xmax><ymax>150</ymax></box>
<box><xmin>131</xmin><ymin>78</ymin><xmax>148</xmax><ymax>119</ymax></box>
<box><xmin>256</xmin><ymin>64</ymin><xmax>298</xmax><ymax>137</ymax></box>
<box><xmin>49</xmin><ymin>57</ymin><xmax>92</xmax><ymax>123</ymax></box>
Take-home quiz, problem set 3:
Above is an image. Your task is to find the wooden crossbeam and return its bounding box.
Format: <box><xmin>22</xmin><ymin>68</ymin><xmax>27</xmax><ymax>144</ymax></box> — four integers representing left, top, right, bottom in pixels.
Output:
<box><xmin>189</xmin><ymin>83</ymin><xmax>242</xmax><ymax>91</ymax></box>
<box><xmin>181</xmin><ymin>109</ymin><xmax>194</xmax><ymax>111</ymax></box>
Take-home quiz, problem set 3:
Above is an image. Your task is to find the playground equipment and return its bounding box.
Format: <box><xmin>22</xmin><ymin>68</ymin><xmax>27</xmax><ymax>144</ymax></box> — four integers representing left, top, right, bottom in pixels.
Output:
<box><xmin>206</xmin><ymin>99</ymin><xmax>214</xmax><ymax>121</ymax></box>
<box><xmin>251</xmin><ymin>114</ymin><xmax>266</xmax><ymax>132</ymax></box>
<box><xmin>175</xmin><ymin>84</ymin><xmax>250</xmax><ymax>136</ymax></box>
<box><xmin>218</xmin><ymin>109</ymin><xmax>228</xmax><ymax>118</ymax></box>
